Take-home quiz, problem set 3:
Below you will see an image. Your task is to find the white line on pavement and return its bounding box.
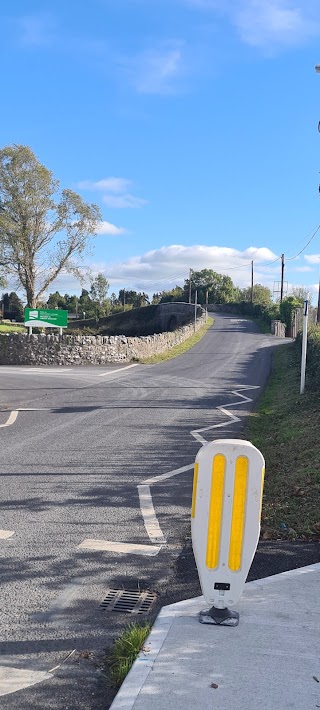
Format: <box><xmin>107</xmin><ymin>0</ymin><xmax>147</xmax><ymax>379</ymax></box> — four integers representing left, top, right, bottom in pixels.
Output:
<box><xmin>143</xmin><ymin>463</ymin><xmax>194</xmax><ymax>486</ymax></box>
<box><xmin>138</xmin><ymin>384</ymin><xmax>260</xmax><ymax>547</ymax></box>
<box><xmin>0</xmin><ymin>667</ymin><xmax>52</xmax><ymax>698</ymax></box>
<box><xmin>78</xmin><ymin>539</ymin><xmax>162</xmax><ymax>556</ymax></box>
<box><xmin>98</xmin><ymin>364</ymin><xmax>138</xmax><ymax>377</ymax></box>
<box><xmin>0</xmin><ymin>411</ymin><xmax>18</xmax><ymax>428</ymax></box>
<box><xmin>0</xmin><ymin>530</ymin><xmax>15</xmax><ymax>539</ymax></box>
<box><xmin>137</xmin><ymin>485</ymin><xmax>167</xmax><ymax>543</ymax></box>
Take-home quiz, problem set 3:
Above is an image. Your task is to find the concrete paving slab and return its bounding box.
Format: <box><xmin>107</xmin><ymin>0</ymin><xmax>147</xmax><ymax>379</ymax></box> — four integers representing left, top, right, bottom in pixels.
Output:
<box><xmin>110</xmin><ymin>564</ymin><xmax>320</xmax><ymax>710</ymax></box>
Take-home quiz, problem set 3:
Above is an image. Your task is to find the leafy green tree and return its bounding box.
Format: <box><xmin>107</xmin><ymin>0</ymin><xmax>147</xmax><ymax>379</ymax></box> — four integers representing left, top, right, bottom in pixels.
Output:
<box><xmin>280</xmin><ymin>296</ymin><xmax>302</xmax><ymax>330</ymax></box>
<box><xmin>47</xmin><ymin>291</ymin><xmax>67</xmax><ymax>309</ymax></box>
<box><xmin>291</xmin><ymin>286</ymin><xmax>311</xmax><ymax>305</ymax></box>
<box><xmin>154</xmin><ymin>286</ymin><xmax>184</xmax><ymax>304</ymax></box>
<box><xmin>1</xmin><ymin>291</ymin><xmax>24</xmax><ymax>321</ymax></box>
<box><xmin>118</xmin><ymin>289</ymin><xmax>150</xmax><ymax>308</ymax></box>
<box><xmin>90</xmin><ymin>274</ymin><xmax>109</xmax><ymax>306</ymax></box>
<box><xmin>184</xmin><ymin>270</ymin><xmax>237</xmax><ymax>304</ymax></box>
<box><xmin>239</xmin><ymin>283</ymin><xmax>272</xmax><ymax>307</ymax></box>
<box><xmin>0</xmin><ymin>145</ymin><xmax>101</xmax><ymax>307</ymax></box>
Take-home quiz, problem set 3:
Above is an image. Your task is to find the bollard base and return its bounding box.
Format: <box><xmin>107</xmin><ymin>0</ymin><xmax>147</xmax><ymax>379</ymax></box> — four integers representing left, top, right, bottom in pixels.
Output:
<box><xmin>199</xmin><ymin>606</ymin><xmax>239</xmax><ymax>627</ymax></box>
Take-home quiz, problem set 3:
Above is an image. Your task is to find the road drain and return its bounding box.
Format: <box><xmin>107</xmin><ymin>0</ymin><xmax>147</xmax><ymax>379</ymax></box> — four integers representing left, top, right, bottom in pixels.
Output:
<box><xmin>100</xmin><ymin>589</ymin><xmax>156</xmax><ymax>614</ymax></box>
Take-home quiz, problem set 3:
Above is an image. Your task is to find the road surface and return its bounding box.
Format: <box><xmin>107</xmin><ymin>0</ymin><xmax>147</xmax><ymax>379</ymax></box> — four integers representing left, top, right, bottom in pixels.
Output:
<box><xmin>0</xmin><ymin>314</ymin><xmax>303</xmax><ymax>709</ymax></box>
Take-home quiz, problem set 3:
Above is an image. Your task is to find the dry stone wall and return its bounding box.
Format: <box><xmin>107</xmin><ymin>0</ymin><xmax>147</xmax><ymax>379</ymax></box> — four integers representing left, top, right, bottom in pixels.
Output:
<box><xmin>0</xmin><ymin>315</ymin><xmax>206</xmax><ymax>366</ymax></box>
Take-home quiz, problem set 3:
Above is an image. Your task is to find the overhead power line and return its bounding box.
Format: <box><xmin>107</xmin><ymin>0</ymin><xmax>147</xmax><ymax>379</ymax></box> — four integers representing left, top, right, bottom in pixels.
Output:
<box><xmin>286</xmin><ymin>224</ymin><xmax>320</xmax><ymax>261</ymax></box>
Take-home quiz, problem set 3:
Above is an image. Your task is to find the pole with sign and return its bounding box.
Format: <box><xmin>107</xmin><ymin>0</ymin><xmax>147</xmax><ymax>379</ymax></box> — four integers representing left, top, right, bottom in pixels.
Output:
<box><xmin>191</xmin><ymin>438</ymin><xmax>265</xmax><ymax>626</ymax></box>
<box><xmin>300</xmin><ymin>299</ymin><xmax>308</xmax><ymax>395</ymax></box>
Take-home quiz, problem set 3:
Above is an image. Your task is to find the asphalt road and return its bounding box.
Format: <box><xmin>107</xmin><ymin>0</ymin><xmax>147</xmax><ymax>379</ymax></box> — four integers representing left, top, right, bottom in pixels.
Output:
<box><xmin>0</xmin><ymin>314</ymin><xmax>318</xmax><ymax>709</ymax></box>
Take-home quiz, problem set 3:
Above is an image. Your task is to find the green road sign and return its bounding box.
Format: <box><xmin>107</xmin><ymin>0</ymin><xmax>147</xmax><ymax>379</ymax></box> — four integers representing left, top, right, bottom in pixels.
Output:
<box><xmin>24</xmin><ymin>308</ymin><xmax>68</xmax><ymax>328</ymax></box>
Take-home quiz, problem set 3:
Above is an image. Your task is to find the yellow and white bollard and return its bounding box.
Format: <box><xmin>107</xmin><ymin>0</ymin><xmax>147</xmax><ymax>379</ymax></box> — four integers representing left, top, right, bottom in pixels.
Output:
<box><xmin>191</xmin><ymin>439</ymin><xmax>265</xmax><ymax>626</ymax></box>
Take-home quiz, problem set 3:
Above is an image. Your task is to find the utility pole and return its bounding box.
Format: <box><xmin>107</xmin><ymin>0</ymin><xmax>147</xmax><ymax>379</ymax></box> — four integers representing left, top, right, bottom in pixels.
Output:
<box><xmin>194</xmin><ymin>289</ymin><xmax>198</xmax><ymax>333</ymax></box>
<box><xmin>123</xmin><ymin>288</ymin><xmax>126</xmax><ymax>312</ymax></box>
<box><xmin>251</xmin><ymin>261</ymin><xmax>254</xmax><ymax>303</ymax></box>
<box><xmin>189</xmin><ymin>268</ymin><xmax>192</xmax><ymax>304</ymax></box>
<box><xmin>317</xmin><ymin>276</ymin><xmax>320</xmax><ymax>324</ymax></box>
<box><xmin>280</xmin><ymin>254</ymin><xmax>285</xmax><ymax>303</ymax></box>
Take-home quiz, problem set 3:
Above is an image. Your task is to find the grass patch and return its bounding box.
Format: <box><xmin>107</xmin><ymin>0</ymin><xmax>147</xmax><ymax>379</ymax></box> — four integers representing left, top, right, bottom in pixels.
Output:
<box><xmin>0</xmin><ymin>323</ymin><xmax>25</xmax><ymax>333</ymax></box>
<box><xmin>247</xmin><ymin>343</ymin><xmax>320</xmax><ymax>540</ymax></box>
<box><xmin>139</xmin><ymin>317</ymin><xmax>214</xmax><ymax>364</ymax></box>
<box><xmin>106</xmin><ymin>622</ymin><xmax>151</xmax><ymax>688</ymax></box>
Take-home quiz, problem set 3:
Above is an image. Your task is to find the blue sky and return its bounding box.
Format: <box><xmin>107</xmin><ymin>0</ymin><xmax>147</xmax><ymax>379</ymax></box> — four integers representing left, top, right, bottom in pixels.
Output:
<box><xmin>2</xmin><ymin>0</ymin><xmax>320</xmax><ymax>300</ymax></box>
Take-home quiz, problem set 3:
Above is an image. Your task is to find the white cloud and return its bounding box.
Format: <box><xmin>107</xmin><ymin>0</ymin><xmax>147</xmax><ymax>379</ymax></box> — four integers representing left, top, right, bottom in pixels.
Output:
<box><xmin>102</xmin><ymin>194</ymin><xmax>148</xmax><ymax>209</ymax></box>
<box><xmin>304</xmin><ymin>253</ymin><xmax>320</xmax><ymax>264</ymax></box>
<box><xmin>120</xmin><ymin>43</ymin><xmax>184</xmax><ymax>95</ymax></box>
<box><xmin>103</xmin><ymin>244</ymin><xmax>280</xmax><ymax>291</ymax></box>
<box><xmin>96</xmin><ymin>220</ymin><xmax>127</xmax><ymax>236</ymax></box>
<box><xmin>291</xmin><ymin>265</ymin><xmax>314</xmax><ymax>272</ymax></box>
<box><xmin>186</xmin><ymin>0</ymin><xmax>320</xmax><ymax>48</ymax></box>
<box><xmin>78</xmin><ymin>178</ymin><xmax>132</xmax><ymax>193</ymax></box>
<box><xmin>78</xmin><ymin>176</ymin><xmax>148</xmax><ymax>209</ymax></box>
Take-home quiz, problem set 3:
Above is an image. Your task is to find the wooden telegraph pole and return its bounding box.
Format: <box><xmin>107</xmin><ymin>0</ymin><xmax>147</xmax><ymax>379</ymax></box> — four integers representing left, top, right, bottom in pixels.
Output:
<box><xmin>251</xmin><ymin>261</ymin><xmax>254</xmax><ymax>303</ymax></box>
<box><xmin>188</xmin><ymin>268</ymin><xmax>192</xmax><ymax>304</ymax></box>
<box><xmin>280</xmin><ymin>254</ymin><xmax>285</xmax><ymax>303</ymax></box>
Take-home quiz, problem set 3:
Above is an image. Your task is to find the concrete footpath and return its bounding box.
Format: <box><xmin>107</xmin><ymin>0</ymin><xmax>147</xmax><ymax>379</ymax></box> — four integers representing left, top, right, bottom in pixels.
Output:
<box><xmin>110</xmin><ymin>563</ymin><xmax>320</xmax><ymax>710</ymax></box>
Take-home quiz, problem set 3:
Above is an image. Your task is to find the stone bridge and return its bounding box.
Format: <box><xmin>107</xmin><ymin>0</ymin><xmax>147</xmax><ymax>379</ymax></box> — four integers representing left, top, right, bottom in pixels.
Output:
<box><xmin>157</xmin><ymin>302</ymin><xmax>203</xmax><ymax>331</ymax></box>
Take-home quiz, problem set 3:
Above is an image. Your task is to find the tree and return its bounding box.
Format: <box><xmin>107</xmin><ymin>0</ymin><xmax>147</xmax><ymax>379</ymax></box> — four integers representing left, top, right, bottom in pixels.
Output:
<box><xmin>1</xmin><ymin>291</ymin><xmax>24</xmax><ymax>321</ymax></box>
<box><xmin>47</xmin><ymin>291</ymin><xmax>67</xmax><ymax>310</ymax></box>
<box><xmin>154</xmin><ymin>286</ymin><xmax>184</xmax><ymax>304</ymax></box>
<box><xmin>90</xmin><ymin>273</ymin><xmax>109</xmax><ymax>307</ymax></box>
<box><xmin>118</xmin><ymin>289</ymin><xmax>150</xmax><ymax>308</ymax></box>
<box><xmin>280</xmin><ymin>296</ymin><xmax>302</xmax><ymax>330</ymax></box>
<box><xmin>184</xmin><ymin>270</ymin><xmax>237</xmax><ymax>304</ymax></box>
<box><xmin>0</xmin><ymin>145</ymin><xmax>101</xmax><ymax>307</ymax></box>
<box><xmin>239</xmin><ymin>283</ymin><xmax>272</xmax><ymax>307</ymax></box>
<box><xmin>291</xmin><ymin>286</ymin><xmax>311</xmax><ymax>305</ymax></box>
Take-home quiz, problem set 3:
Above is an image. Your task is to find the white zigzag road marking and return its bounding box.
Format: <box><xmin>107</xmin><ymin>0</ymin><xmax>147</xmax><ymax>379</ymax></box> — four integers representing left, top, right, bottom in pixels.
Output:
<box><xmin>138</xmin><ymin>385</ymin><xmax>260</xmax><ymax>549</ymax></box>
<box><xmin>79</xmin><ymin>385</ymin><xmax>260</xmax><ymax>556</ymax></box>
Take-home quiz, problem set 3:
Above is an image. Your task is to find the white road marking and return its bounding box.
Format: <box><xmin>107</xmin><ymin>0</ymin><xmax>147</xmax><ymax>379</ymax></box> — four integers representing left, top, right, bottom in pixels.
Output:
<box><xmin>0</xmin><ymin>530</ymin><xmax>15</xmax><ymax>539</ymax></box>
<box><xmin>78</xmin><ymin>539</ymin><xmax>162</xmax><ymax>556</ymax></box>
<box><xmin>98</xmin><ymin>364</ymin><xmax>138</xmax><ymax>377</ymax></box>
<box><xmin>143</xmin><ymin>463</ymin><xmax>194</xmax><ymax>486</ymax></box>
<box><xmin>137</xmin><ymin>485</ymin><xmax>167</xmax><ymax>543</ymax></box>
<box><xmin>0</xmin><ymin>411</ymin><xmax>18</xmax><ymax>428</ymax></box>
<box><xmin>138</xmin><ymin>384</ymin><xmax>260</xmax><ymax>547</ymax></box>
<box><xmin>0</xmin><ymin>666</ymin><xmax>51</xmax><ymax>697</ymax></box>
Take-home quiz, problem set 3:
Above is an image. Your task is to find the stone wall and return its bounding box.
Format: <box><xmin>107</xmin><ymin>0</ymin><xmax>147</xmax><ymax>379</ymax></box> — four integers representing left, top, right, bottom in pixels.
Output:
<box><xmin>0</xmin><ymin>315</ymin><xmax>207</xmax><ymax>366</ymax></box>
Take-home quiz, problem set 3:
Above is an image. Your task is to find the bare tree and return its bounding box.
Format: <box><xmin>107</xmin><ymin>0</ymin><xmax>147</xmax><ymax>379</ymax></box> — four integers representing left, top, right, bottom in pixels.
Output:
<box><xmin>0</xmin><ymin>145</ymin><xmax>101</xmax><ymax>306</ymax></box>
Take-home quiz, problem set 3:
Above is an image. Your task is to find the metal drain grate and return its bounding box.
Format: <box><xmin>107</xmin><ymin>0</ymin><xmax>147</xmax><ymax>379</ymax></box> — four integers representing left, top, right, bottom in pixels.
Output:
<box><xmin>100</xmin><ymin>589</ymin><xmax>156</xmax><ymax>615</ymax></box>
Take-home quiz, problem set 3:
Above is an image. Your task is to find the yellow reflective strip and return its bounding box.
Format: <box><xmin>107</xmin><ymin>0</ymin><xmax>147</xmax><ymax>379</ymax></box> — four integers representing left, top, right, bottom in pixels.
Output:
<box><xmin>191</xmin><ymin>463</ymin><xmax>199</xmax><ymax>518</ymax></box>
<box><xmin>206</xmin><ymin>454</ymin><xmax>226</xmax><ymax>569</ymax></box>
<box><xmin>259</xmin><ymin>466</ymin><xmax>265</xmax><ymax>521</ymax></box>
<box><xmin>228</xmin><ymin>456</ymin><xmax>248</xmax><ymax>572</ymax></box>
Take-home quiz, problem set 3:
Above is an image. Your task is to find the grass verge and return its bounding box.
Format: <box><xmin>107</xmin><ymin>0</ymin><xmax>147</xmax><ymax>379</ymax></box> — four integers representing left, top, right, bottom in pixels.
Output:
<box><xmin>0</xmin><ymin>323</ymin><xmax>25</xmax><ymax>333</ymax></box>
<box><xmin>139</xmin><ymin>317</ymin><xmax>214</xmax><ymax>364</ymax></box>
<box><xmin>106</xmin><ymin>622</ymin><xmax>151</xmax><ymax>688</ymax></box>
<box><xmin>246</xmin><ymin>343</ymin><xmax>320</xmax><ymax>541</ymax></box>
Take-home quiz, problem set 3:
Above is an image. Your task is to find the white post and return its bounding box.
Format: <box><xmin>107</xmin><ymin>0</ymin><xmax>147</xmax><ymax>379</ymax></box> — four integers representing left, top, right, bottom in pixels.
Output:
<box><xmin>300</xmin><ymin>299</ymin><xmax>309</xmax><ymax>395</ymax></box>
<box><xmin>59</xmin><ymin>327</ymin><xmax>63</xmax><ymax>337</ymax></box>
<box><xmin>28</xmin><ymin>326</ymin><xmax>32</xmax><ymax>335</ymax></box>
<box><xmin>194</xmin><ymin>290</ymin><xmax>197</xmax><ymax>333</ymax></box>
